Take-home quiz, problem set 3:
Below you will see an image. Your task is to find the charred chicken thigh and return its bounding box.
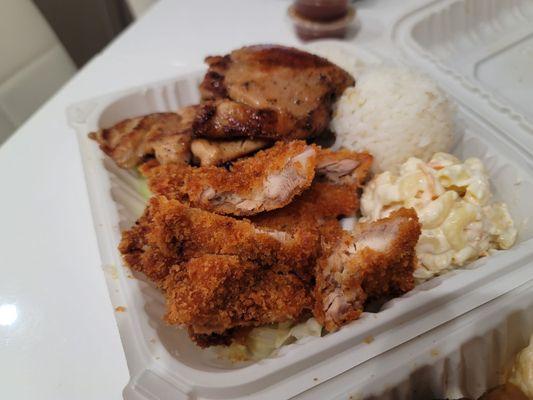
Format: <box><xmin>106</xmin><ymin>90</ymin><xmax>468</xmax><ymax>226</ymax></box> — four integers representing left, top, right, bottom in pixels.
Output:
<box><xmin>196</xmin><ymin>45</ymin><xmax>354</xmax><ymax>140</ymax></box>
<box><xmin>89</xmin><ymin>110</ymin><xmax>195</xmax><ymax>169</ymax></box>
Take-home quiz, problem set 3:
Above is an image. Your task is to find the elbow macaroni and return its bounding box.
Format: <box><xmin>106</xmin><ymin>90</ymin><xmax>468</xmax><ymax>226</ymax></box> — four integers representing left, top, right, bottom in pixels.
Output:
<box><xmin>361</xmin><ymin>153</ymin><xmax>517</xmax><ymax>282</ymax></box>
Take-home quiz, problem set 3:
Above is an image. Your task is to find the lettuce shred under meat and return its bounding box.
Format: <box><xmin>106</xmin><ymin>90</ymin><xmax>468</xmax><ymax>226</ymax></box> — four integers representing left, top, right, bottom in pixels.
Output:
<box><xmin>216</xmin><ymin>318</ymin><xmax>323</xmax><ymax>362</ymax></box>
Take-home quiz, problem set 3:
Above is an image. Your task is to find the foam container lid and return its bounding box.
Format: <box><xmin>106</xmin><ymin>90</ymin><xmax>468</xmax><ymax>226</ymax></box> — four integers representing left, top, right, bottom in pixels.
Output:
<box><xmin>392</xmin><ymin>0</ymin><xmax>533</xmax><ymax>155</ymax></box>
<box><xmin>66</xmin><ymin>1</ymin><xmax>533</xmax><ymax>399</ymax></box>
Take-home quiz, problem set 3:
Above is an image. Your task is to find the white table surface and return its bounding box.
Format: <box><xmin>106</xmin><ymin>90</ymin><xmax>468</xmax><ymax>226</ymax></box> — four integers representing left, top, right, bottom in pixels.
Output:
<box><xmin>0</xmin><ymin>0</ymin><xmax>421</xmax><ymax>398</ymax></box>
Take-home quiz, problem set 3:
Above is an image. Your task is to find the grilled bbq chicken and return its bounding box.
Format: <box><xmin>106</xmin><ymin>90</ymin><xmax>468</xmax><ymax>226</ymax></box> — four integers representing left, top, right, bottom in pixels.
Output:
<box><xmin>195</xmin><ymin>45</ymin><xmax>354</xmax><ymax>140</ymax></box>
<box><xmin>143</xmin><ymin>140</ymin><xmax>317</xmax><ymax>216</ymax></box>
<box><xmin>89</xmin><ymin>110</ymin><xmax>195</xmax><ymax>169</ymax></box>
<box><xmin>190</xmin><ymin>138</ymin><xmax>269</xmax><ymax>166</ymax></box>
<box><xmin>314</xmin><ymin>208</ymin><xmax>420</xmax><ymax>332</ymax></box>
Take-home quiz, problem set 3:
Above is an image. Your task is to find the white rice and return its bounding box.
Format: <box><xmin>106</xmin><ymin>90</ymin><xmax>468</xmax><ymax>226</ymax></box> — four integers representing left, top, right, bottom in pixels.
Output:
<box><xmin>331</xmin><ymin>66</ymin><xmax>455</xmax><ymax>173</ymax></box>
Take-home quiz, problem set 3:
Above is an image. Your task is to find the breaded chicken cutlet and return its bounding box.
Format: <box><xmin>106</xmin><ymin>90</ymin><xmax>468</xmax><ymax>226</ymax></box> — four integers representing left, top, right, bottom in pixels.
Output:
<box><xmin>142</xmin><ymin>140</ymin><xmax>317</xmax><ymax>216</ymax></box>
<box><xmin>250</xmin><ymin>182</ymin><xmax>360</xmax><ymax>232</ymax></box>
<box><xmin>250</xmin><ymin>149</ymin><xmax>372</xmax><ymax>231</ymax></box>
<box><xmin>120</xmin><ymin>196</ymin><xmax>320</xmax><ymax>346</ymax></box>
<box><xmin>120</xmin><ymin>197</ymin><xmax>421</xmax><ymax>347</ymax></box>
<box><xmin>162</xmin><ymin>254</ymin><xmax>312</xmax><ymax>337</ymax></box>
<box><xmin>313</xmin><ymin>208</ymin><xmax>421</xmax><ymax>332</ymax></box>
<box><xmin>316</xmin><ymin>148</ymin><xmax>373</xmax><ymax>187</ymax></box>
<box><xmin>119</xmin><ymin>196</ymin><xmax>320</xmax><ymax>285</ymax></box>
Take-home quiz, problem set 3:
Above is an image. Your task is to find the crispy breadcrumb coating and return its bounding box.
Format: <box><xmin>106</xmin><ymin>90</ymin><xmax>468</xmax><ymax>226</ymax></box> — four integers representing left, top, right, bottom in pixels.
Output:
<box><xmin>251</xmin><ymin>182</ymin><xmax>359</xmax><ymax>231</ymax></box>
<box><xmin>314</xmin><ymin>208</ymin><xmax>420</xmax><ymax>332</ymax></box>
<box><xmin>119</xmin><ymin>196</ymin><xmax>320</xmax><ymax>284</ymax></box>
<box><xmin>162</xmin><ymin>255</ymin><xmax>312</xmax><ymax>336</ymax></box>
<box><xmin>143</xmin><ymin>140</ymin><xmax>317</xmax><ymax>216</ymax></box>
<box><xmin>316</xmin><ymin>148</ymin><xmax>373</xmax><ymax>187</ymax></box>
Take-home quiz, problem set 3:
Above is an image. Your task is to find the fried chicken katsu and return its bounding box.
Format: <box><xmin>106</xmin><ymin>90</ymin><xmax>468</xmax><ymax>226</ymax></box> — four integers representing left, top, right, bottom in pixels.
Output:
<box><xmin>251</xmin><ymin>182</ymin><xmax>359</xmax><ymax>231</ymax></box>
<box><xmin>120</xmin><ymin>196</ymin><xmax>320</xmax><ymax>346</ymax></box>
<box><xmin>313</xmin><ymin>208</ymin><xmax>421</xmax><ymax>332</ymax></box>
<box><xmin>89</xmin><ymin>110</ymin><xmax>195</xmax><ymax>169</ymax></box>
<box><xmin>196</xmin><ymin>45</ymin><xmax>354</xmax><ymax>140</ymax></box>
<box><xmin>163</xmin><ymin>255</ymin><xmax>312</xmax><ymax>337</ymax></box>
<box><xmin>143</xmin><ymin>140</ymin><xmax>318</xmax><ymax>216</ymax></box>
<box><xmin>119</xmin><ymin>196</ymin><xmax>320</xmax><ymax>286</ymax></box>
<box><xmin>316</xmin><ymin>148</ymin><xmax>373</xmax><ymax>187</ymax></box>
<box><xmin>250</xmin><ymin>148</ymin><xmax>372</xmax><ymax>231</ymax></box>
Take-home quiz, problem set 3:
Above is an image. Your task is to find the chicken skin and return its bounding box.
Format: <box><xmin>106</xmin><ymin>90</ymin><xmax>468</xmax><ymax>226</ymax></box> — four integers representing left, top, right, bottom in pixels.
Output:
<box><xmin>143</xmin><ymin>140</ymin><xmax>318</xmax><ymax>216</ymax></box>
<box><xmin>313</xmin><ymin>208</ymin><xmax>421</xmax><ymax>332</ymax></box>
<box><xmin>89</xmin><ymin>110</ymin><xmax>194</xmax><ymax>169</ymax></box>
<box><xmin>196</xmin><ymin>45</ymin><xmax>354</xmax><ymax>140</ymax></box>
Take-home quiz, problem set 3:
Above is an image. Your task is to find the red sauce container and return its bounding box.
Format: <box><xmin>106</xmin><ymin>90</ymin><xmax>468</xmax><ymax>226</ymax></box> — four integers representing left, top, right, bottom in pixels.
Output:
<box><xmin>288</xmin><ymin>4</ymin><xmax>355</xmax><ymax>41</ymax></box>
<box><xmin>294</xmin><ymin>0</ymin><xmax>348</xmax><ymax>22</ymax></box>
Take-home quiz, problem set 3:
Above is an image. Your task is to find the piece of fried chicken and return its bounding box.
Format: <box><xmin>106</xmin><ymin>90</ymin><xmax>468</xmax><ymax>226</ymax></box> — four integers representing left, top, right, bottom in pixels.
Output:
<box><xmin>162</xmin><ymin>255</ymin><xmax>312</xmax><ymax>338</ymax></box>
<box><xmin>316</xmin><ymin>148</ymin><xmax>373</xmax><ymax>187</ymax></box>
<box><xmin>313</xmin><ymin>208</ymin><xmax>421</xmax><ymax>332</ymax></box>
<box><xmin>142</xmin><ymin>140</ymin><xmax>317</xmax><ymax>216</ymax></box>
<box><xmin>251</xmin><ymin>182</ymin><xmax>359</xmax><ymax>232</ymax></box>
<box><xmin>88</xmin><ymin>109</ymin><xmax>195</xmax><ymax>169</ymax></box>
<box><xmin>250</xmin><ymin>149</ymin><xmax>372</xmax><ymax>231</ymax></box>
<box><xmin>119</xmin><ymin>196</ymin><xmax>320</xmax><ymax>285</ymax></box>
<box><xmin>120</xmin><ymin>196</ymin><xmax>318</xmax><ymax>346</ymax></box>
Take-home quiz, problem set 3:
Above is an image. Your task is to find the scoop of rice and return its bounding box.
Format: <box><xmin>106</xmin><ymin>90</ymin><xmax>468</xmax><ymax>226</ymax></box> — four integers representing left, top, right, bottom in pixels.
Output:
<box><xmin>331</xmin><ymin>66</ymin><xmax>455</xmax><ymax>173</ymax></box>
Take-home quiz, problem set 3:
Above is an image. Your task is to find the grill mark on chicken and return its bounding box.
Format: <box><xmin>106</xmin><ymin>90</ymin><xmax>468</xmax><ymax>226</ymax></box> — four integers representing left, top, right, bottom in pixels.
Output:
<box><xmin>88</xmin><ymin>111</ymin><xmax>193</xmax><ymax>169</ymax></box>
<box><xmin>197</xmin><ymin>45</ymin><xmax>354</xmax><ymax>140</ymax></box>
<box><xmin>192</xmin><ymin>100</ymin><xmax>287</xmax><ymax>139</ymax></box>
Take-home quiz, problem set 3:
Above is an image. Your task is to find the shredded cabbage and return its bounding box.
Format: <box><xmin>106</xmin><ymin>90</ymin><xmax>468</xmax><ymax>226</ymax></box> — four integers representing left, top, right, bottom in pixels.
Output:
<box><xmin>215</xmin><ymin>318</ymin><xmax>323</xmax><ymax>361</ymax></box>
<box><xmin>137</xmin><ymin>178</ymin><xmax>152</xmax><ymax>200</ymax></box>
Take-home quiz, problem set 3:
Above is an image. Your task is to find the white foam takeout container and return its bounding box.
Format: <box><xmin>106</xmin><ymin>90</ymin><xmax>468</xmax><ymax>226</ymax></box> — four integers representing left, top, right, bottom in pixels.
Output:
<box><xmin>298</xmin><ymin>0</ymin><xmax>533</xmax><ymax>397</ymax></box>
<box><xmin>67</xmin><ymin>0</ymin><xmax>533</xmax><ymax>398</ymax></box>
<box><xmin>294</xmin><ymin>278</ymin><xmax>533</xmax><ymax>400</ymax></box>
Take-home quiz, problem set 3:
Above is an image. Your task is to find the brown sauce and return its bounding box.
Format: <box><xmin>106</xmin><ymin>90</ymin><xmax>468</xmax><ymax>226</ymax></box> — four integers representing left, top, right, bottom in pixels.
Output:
<box><xmin>294</xmin><ymin>0</ymin><xmax>348</xmax><ymax>22</ymax></box>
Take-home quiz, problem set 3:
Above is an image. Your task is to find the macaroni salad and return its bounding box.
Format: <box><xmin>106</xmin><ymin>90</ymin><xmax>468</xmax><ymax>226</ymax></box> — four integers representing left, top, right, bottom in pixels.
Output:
<box><xmin>361</xmin><ymin>153</ymin><xmax>517</xmax><ymax>281</ymax></box>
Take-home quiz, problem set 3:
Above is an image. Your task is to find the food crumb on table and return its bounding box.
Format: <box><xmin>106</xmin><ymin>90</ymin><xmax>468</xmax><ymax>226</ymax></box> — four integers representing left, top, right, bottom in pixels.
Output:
<box><xmin>115</xmin><ymin>306</ymin><xmax>126</xmax><ymax>312</ymax></box>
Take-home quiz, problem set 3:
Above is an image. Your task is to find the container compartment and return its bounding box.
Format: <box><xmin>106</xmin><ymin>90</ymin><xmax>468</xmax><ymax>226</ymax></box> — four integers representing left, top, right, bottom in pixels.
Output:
<box><xmin>295</xmin><ymin>280</ymin><xmax>533</xmax><ymax>400</ymax></box>
<box><xmin>395</xmin><ymin>0</ymin><xmax>533</xmax><ymax>134</ymax></box>
<box><xmin>68</xmin><ymin>61</ymin><xmax>533</xmax><ymax>399</ymax></box>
